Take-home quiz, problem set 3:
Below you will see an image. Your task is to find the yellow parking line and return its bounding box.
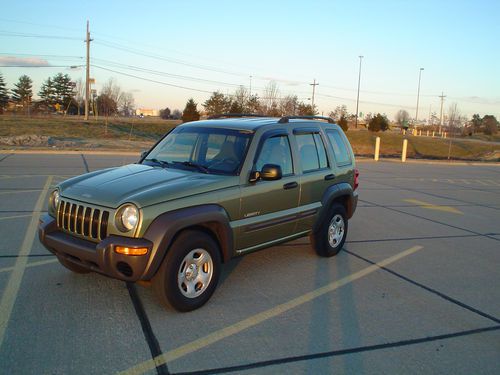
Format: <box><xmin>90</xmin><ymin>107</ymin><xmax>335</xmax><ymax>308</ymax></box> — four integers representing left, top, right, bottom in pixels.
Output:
<box><xmin>119</xmin><ymin>245</ymin><xmax>424</xmax><ymax>375</ymax></box>
<box><xmin>0</xmin><ymin>176</ymin><xmax>53</xmax><ymax>348</ymax></box>
<box><xmin>404</xmin><ymin>199</ymin><xmax>463</xmax><ymax>215</ymax></box>
<box><xmin>0</xmin><ymin>258</ymin><xmax>58</xmax><ymax>274</ymax></box>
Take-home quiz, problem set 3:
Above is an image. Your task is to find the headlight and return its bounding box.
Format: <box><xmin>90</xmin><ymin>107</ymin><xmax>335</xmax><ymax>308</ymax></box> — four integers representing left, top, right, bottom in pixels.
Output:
<box><xmin>50</xmin><ymin>190</ymin><xmax>60</xmax><ymax>212</ymax></box>
<box><xmin>116</xmin><ymin>204</ymin><xmax>139</xmax><ymax>232</ymax></box>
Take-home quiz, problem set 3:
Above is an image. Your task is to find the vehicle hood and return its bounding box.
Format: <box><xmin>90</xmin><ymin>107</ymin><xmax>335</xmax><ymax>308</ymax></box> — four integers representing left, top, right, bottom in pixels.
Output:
<box><xmin>58</xmin><ymin>164</ymin><xmax>237</xmax><ymax>208</ymax></box>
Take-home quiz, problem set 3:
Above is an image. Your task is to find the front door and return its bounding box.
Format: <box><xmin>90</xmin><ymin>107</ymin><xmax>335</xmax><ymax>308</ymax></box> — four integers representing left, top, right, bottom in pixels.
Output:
<box><xmin>235</xmin><ymin>133</ymin><xmax>299</xmax><ymax>252</ymax></box>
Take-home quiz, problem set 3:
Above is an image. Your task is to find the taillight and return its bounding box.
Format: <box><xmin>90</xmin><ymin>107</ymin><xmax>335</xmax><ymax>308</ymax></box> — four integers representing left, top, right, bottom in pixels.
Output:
<box><xmin>354</xmin><ymin>168</ymin><xmax>359</xmax><ymax>190</ymax></box>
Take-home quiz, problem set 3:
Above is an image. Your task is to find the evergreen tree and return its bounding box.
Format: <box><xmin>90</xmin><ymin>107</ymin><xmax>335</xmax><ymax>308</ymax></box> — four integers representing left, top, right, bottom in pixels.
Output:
<box><xmin>368</xmin><ymin>113</ymin><xmax>389</xmax><ymax>132</ymax></box>
<box><xmin>203</xmin><ymin>91</ymin><xmax>231</xmax><ymax>116</ymax></box>
<box><xmin>52</xmin><ymin>73</ymin><xmax>75</xmax><ymax>109</ymax></box>
<box><xmin>0</xmin><ymin>72</ymin><xmax>9</xmax><ymax>113</ymax></box>
<box><xmin>11</xmin><ymin>75</ymin><xmax>33</xmax><ymax>113</ymax></box>
<box><xmin>182</xmin><ymin>98</ymin><xmax>200</xmax><ymax>123</ymax></box>
<box><xmin>38</xmin><ymin>77</ymin><xmax>56</xmax><ymax>111</ymax></box>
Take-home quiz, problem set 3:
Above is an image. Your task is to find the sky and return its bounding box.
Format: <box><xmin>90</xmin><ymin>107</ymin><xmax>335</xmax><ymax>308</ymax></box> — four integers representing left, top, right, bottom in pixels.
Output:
<box><xmin>1</xmin><ymin>0</ymin><xmax>499</xmax><ymax>120</ymax></box>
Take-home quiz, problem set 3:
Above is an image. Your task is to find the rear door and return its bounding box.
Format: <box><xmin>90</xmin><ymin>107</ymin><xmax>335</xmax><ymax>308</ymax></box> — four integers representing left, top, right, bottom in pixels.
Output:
<box><xmin>293</xmin><ymin>128</ymin><xmax>336</xmax><ymax>232</ymax></box>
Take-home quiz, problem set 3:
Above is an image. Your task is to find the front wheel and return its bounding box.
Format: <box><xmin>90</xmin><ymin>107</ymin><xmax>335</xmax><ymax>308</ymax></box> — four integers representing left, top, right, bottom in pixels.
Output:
<box><xmin>312</xmin><ymin>203</ymin><xmax>348</xmax><ymax>257</ymax></box>
<box><xmin>152</xmin><ymin>230</ymin><xmax>221</xmax><ymax>312</ymax></box>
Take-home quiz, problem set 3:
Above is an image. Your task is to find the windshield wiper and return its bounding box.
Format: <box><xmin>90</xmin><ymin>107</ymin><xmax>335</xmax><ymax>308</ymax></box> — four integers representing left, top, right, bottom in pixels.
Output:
<box><xmin>172</xmin><ymin>161</ymin><xmax>209</xmax><ymax>174</ymax></box>
<box><xmin>144</xmin><ymin>158</ymin><xmax>170</xmax><ymax>168</ymax></box>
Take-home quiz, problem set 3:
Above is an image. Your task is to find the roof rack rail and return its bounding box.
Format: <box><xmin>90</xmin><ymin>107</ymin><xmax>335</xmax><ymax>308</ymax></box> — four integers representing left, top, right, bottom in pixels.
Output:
<box><xmin>208</xmin><ymin>113</ymin><xmax>265</xmax><ymax>120</ymax></box>
<box><xmin>278</xmin><ymin>115</ymin><xmax>335</xmax><ymax>124</ymax></box>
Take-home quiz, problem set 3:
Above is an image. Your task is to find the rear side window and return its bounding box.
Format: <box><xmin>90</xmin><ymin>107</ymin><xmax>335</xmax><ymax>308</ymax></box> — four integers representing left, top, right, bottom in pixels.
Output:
<box><xmin>326</xmin><ymin>129</ymin><xmax>352</xmax><ymax>165</ymax></box>
<box><xmin>296</xmin><ymin>133</ymin><xmax>328</xmax><ymax>172</ymax></box>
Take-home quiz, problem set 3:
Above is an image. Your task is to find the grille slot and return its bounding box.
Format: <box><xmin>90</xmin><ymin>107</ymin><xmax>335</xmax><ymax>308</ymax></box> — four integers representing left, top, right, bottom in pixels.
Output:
<box><xmin>57</xmin><ymin>199</ymin><xmax>110</xmax><ymax>241</ymax></box>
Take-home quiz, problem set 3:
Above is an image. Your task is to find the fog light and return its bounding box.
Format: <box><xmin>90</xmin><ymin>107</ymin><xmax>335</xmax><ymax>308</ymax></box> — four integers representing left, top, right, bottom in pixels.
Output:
<box><xmin>115</xmin><ymin>246</ymin><xmax>148</xmax><ymax>256</ymax></box>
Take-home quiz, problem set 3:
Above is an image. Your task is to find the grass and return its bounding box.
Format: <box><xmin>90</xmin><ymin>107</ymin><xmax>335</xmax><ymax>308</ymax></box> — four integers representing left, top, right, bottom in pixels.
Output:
<box><xmin>0</xmin><ymin>115</ymin><xmax>498</xmax><ymax>161</ymax></box>
<box><xmin>345</xmin><ymin>129</ymin><xmax>499</xmax><ymax>161</ymax></box>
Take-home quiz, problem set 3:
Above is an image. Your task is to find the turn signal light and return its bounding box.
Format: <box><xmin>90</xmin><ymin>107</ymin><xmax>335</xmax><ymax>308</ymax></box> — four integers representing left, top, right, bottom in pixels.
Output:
<box><xmin>114</xmin><ymin>246</ymin><xmax>148</xmax><ymax>256</ymax></box>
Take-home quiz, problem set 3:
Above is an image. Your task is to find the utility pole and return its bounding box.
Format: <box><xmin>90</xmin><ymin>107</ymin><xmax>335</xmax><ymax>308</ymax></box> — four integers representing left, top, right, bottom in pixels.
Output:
<box><xmin>310</xmin><ymin>79</ymin><xmax>319</xmax><ymax>110</ymax></box>
<box><xmin>355</xmin><ymin>55</ymin><xmax>363</xmax><ymax>128</ymax></box>
<box><xmin>84</xmin><ymin>20</ymin><xmax>92</xmax><ymax>120</ymax></box>
<box><xmin>415</xmin><ymin>67</ymin><xmax>424</xmax><ymax>125</ymax></box>
<box><xmin>439</xmin><ymin>92</ymin><xmax>446</xmax><ymax>134</ymax></box>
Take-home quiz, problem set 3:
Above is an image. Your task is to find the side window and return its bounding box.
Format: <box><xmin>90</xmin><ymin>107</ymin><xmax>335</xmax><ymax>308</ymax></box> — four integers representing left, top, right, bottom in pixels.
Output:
<box><xmin>255</xmin><ymin>135</ymin><xmax>293</xmax><ymax>175</ymax></box>
<box><xmin>296</xmin><ymin>133</ymin><xmax>328</xmax><ymax>172</ymax></box>
<box><xmin>314</xmin><ymin>133</ymin><xmax>328</xmax><ymax>168</ymax></box>
<box><xmin>326</xmin><ymin>129</ymin><xmax>352</xmax><ymax>165</ymax></box>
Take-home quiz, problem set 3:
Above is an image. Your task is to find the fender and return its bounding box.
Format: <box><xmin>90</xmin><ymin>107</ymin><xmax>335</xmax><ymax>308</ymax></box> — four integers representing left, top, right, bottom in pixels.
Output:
<box><xmin>313</xmin><ymin>182</ymin><xmax>357</xmax><ymax>233</ymax></box>
<box><xmin>140</xmin><ymin>204</ymin><xmax>233</xmax><ymax>280</ymax></box>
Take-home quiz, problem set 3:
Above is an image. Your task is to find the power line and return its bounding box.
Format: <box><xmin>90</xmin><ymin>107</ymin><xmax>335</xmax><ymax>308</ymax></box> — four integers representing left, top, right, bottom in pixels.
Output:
<box><xmin>0</xmin><ymin>31</ymin><xmax>81</xmax><ymax>40</ymax></box>
<box><xmin>92</xmin><ymin>65</ymin><xmax>215</xmax><ymax>94</ymax></box>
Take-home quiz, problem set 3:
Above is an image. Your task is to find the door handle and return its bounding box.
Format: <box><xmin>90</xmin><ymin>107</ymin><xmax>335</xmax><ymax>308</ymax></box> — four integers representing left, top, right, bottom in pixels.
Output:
<box><xmin>283</xmin><ymin>182</ymin><xmax>298</xmax><ymax>190</ymax></box>
<box><xmin>324</xmin><ymin>174</ymin><xmax>336</xmax><ymax>180</ymax></box>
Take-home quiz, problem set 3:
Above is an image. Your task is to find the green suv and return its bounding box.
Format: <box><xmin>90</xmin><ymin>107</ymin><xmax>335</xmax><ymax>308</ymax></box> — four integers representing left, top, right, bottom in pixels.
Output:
<box><xmin>38</xmin><ymin>115</ymin><xmax>358</xmax><ymax>311</ymax></box>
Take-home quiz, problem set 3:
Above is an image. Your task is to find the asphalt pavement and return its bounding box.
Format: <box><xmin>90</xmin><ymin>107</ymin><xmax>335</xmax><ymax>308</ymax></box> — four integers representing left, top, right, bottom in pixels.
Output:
<box><xmin>0</xmin><ymin>152</ymin><xmax>499</xmax><ymax>375</ymax></box>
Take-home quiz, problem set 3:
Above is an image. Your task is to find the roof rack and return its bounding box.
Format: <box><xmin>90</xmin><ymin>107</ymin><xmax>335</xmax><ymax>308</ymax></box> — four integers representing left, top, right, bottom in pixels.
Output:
<box><xmin>278</xmin><ymin>115</ymin><xmax>335</xmax><ymax>124</ymax></box>
<box><xmin>207</xmin><ymin>113</ymin><xmax>265</xmax><ymax>120</ymax></box>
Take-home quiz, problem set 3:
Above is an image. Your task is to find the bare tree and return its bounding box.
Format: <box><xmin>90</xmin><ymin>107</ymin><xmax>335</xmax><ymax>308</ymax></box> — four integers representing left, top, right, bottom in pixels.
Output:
<box><xmin>232</xmin><ymin>86</ymin><xmax>248</xmax><ymax>113</ymax></box>
<box><xmin>261</xmin><ymin>81</ymin><xmax>280</xmax><ymax>116</ymax></box>
<box><xmin>329</xmin><ymin>105</ymin><xmax>348</xmax><ymax>121</ymax></box>
<box><xmin>279</xmin><ymin>95</ymin><xmax>299</xmax><ymax>116</ymax></box>
<box><xmin>447</xmin><ymin>103</ymin><xmax>460</xmax><ymax>136</ymax></box>
<box><xmin>74</xmin><ymin>78</ymin><xmax>85</xmax><ymax>116</ymax></box>
<box><xmin>101</xmin><ymin>78</ymin><xmax>123</xmax><ymax>108</ymax></box>
<box><xmin>120</xmin><ymin>92</ymin><xmax>135</xmax><ymax>117</ymax></box>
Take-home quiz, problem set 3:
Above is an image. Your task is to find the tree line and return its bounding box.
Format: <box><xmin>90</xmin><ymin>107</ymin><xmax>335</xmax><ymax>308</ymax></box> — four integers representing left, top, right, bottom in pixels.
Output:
<box><xmin>1</xmin><ymin>71</ymin><xmax>497</xmax><ymax>134</ymax></box>
<box><xmin>0</xmin><ymin>71</ymin><xmax>135</xmax><ymax>117</ymax></box>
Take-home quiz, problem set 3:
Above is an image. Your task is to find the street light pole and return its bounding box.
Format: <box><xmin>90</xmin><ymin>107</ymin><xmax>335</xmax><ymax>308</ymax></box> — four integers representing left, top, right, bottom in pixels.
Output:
<box><xmin>415</xmin><ymin>67</ymin><xmax>424</xmax><ymax>125</ymax></box>
<box><xmin>355</xmin><ymin>55</ymin><xmax>363</xmax><ymax>128</ymax></box>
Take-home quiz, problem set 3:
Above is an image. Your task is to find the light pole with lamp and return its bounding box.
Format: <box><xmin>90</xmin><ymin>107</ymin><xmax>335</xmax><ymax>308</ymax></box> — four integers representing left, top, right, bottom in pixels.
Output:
<box><xmin>415</xmin><ymin>67</ymin><xmax>424</xmax><ymax>125</ymax></box>
<box><xmin>355</xmin><ymin>55</ymin><xmax>363</xmax><ymax>128</ymax></box>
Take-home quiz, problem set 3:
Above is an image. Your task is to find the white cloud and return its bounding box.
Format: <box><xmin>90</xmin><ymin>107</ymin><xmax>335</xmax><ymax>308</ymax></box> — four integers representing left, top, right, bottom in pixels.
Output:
<box><xmin>0</xmin><ymin>56</ymin><xmax>50</xmax><ymax>67</ymax></box>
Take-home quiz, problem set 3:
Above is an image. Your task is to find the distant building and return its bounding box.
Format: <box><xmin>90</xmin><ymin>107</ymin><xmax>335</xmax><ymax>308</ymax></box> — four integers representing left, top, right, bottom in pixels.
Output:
<box><xmin>136</xmin><ymin>108</ymin><xmax>159</xmax><ymax>117</ymax></box>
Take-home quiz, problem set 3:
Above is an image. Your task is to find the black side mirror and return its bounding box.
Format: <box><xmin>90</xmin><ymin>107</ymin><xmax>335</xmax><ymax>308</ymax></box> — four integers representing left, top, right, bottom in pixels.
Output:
<box><xmin>140</xmin><ymin>150</ymin><xmax>148</xmax><ymax>161</ymax></box>
<box><xmin>260</xmin><ymin>164</ymin><xmax>282</xmax><ymax>181</ymax></box>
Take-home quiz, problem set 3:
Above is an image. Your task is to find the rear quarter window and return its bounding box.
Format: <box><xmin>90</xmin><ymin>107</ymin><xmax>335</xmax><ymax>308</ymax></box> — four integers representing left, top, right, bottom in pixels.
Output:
<box><xmin>326</xmin><ymin>129</ymin><xmax>352</xmax><ymax>165</ymax></box>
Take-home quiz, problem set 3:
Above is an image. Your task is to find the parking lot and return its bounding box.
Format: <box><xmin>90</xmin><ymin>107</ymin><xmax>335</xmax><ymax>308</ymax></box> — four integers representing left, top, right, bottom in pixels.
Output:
<box><xmin>0</xmin><ymin>152</ymin><xmax>499</xmax><ymax>375</ymax></box>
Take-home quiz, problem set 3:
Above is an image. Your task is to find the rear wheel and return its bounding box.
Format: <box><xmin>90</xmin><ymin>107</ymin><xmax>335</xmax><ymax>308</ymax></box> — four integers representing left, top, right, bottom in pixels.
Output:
<box><xmin>312</xmin><ymin>203</ymin><xmax>348</xmax><ymax>257</ymax></box>
<box><xmin>57</xmin><ymin>255</ymin><xmax>91</xmax><ymax>274</ymax></box>
<box><xmin>152</xmin><ymin>230</ymin><xmax>221</xmax><ymax>312</ymax></box>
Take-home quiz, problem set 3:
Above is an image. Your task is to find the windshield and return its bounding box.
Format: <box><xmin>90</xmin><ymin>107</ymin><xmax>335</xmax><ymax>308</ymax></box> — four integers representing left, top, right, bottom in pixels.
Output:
<box><xmin>143</xmin><ymin>126</ymin><xmax>253</xmax><ymax>175</ymax></box>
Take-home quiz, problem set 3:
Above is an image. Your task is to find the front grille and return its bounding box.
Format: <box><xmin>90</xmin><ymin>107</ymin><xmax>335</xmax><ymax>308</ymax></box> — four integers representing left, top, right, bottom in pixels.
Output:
<box><xmin>57</xmin><ymin>199</ymin><xmax>110</xmax><ymax>241</ymax></box>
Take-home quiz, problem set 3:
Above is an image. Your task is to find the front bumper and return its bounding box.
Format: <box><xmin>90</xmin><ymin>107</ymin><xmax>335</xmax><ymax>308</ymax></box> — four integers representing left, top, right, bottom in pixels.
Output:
<box><xmin>38</xmin><ymin>214</ymin><xmax>153</xmax><ymax>281</ymax></box>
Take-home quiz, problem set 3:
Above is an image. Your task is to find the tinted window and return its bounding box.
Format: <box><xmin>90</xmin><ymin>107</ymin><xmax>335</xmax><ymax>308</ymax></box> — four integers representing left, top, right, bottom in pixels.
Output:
<box><xmin>314</xmin><ymin>133</ymin><xmax>328</xmax><ymax>168</ymax></box>
<box><xmin>326</xmin><ymin>129</ymin><xmax>352</xmax><ymax>165</ymax></box>
<box><xmin>255</xmin><ymin>135</ymin><xmax>293</xmax><ymax>175</ymax></box>
<box><xmin>296</xmin><ymin>133</ymin><xmax>328</xmax><ymax>172</ymax></box>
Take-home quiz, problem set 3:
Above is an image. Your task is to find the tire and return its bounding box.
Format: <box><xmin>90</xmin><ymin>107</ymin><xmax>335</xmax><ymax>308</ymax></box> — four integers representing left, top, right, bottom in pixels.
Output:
<box><xmin>152</xmin><ymin>230</ymin><xmax>221</xmax><ymax>312</ymax></box>
<box><xmin>57</xmin><ymin>255</ymin><xmax>91</xmax><ymax>274</ymax></box>
<box><xmin>312</xmin><ymin>203</ymin><xmax>348</xmax><ymax>257</ymax></box>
